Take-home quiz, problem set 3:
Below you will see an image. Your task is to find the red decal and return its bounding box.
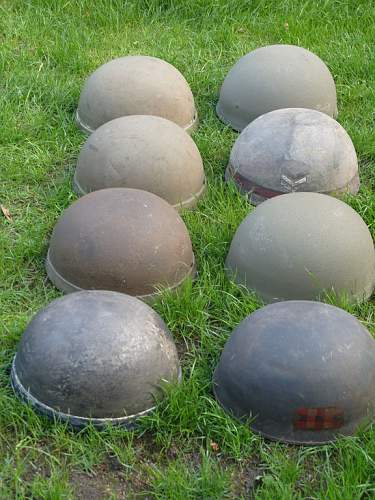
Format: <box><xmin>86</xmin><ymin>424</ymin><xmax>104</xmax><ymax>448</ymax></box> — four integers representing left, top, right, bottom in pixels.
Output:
<box><xmin>294</xmin><ymin>407</ymin><xmax>344</xmax><ymax>430</ymax></box>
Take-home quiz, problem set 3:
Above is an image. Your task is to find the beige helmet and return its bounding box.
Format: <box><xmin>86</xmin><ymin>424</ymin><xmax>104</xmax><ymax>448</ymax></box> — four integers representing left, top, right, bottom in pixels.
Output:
<box><xmin>74</xmin><ymin>115</ymin><xmax>206</xmax><ymax>210</ymax></box>
<box><xmin>226</xmin><ymin>192</ymin><xmax>375</xmax><ymax>303</ymax></box>
<box><xmin>217</xmin><ymin>44</ymin><xmax>337</xmax><ymax>131</ymax></box>
<box><xmin>226</xmin><ymin>108</ymin><xmax>359</xmax><ymax>205</ymax></box>
<box><xmin>46</xmin><ymin>188</ymin><xmax>196</xmax><ymax>301</ymax></box>
<box><xmin>76</xmin><ymin>56</ymin><xmax>198</xmax><ymax>134</ymax></box>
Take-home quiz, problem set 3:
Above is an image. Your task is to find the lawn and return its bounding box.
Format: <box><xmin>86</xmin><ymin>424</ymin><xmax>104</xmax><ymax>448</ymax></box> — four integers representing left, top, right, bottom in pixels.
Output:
<box><xmin>0</xmin><ymin>0</ymin><xmax>374</xmax><ymax>497</ymax></box>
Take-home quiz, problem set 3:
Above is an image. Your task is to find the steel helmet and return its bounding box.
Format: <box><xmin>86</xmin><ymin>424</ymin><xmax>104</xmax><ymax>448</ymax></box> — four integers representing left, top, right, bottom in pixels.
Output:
<box><xmin>225</xmin><ymin>192</ymin><xmax>375</xmax><ymax>303</ymax></box>
<box><xmin>46</xmin><ymin>188</ymin><xmax>195</xmax><ymax>300</ymax></box>
<box><xmin>213</xmin><ymin>300</ymin><xmax>375</xmax><ymax>444</ymax></box>
<box><xmin>76</xmin><ymin>56</ymin><xmax>198</xmax><ymax>134</ymax></box>
<box><xmin>74</xmin><ymin>115</ymin><xmax>206</xmax><ymax>210</ymax></box>
<box><xmin>226</xmin><ymin>108</ymin><xmax>359</xmax><ymax>205</ymax></box>
<box><xmin>11</xmin><ymin>291</ymin><xmax>181</xmax><ymax>427</ymax></box>
<box><xmin>217</xmin><ymin>44</ymin><xmax>337</xmax><ymax>131</ymax></box>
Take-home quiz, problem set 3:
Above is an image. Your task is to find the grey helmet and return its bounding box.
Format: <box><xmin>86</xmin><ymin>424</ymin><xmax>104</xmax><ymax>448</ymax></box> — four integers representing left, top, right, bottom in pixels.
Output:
<box><xmin>11</xmin><ymin>291</ymin><xmax>181</xmax><ymax>428</ymax></box>
<box><xmin>213</xmin><ymin>300</ymin><xmax>375</xmax><ymax>444</ymax></box>
<box><xmin>225</xmin><ymin>192</ymin><xmax>375</xmax><ymax>303</ymax></box>
<box><xmin>46</xmin><ymin>188</ymin><xmax>195</xmax><ymax>300</ymax></box>
<box><xmin>76</xmin><ymin>56</ymin><xmax>198</xmax><ymax>134</ymax></box>
<box><xmin>226</xmin><ymin>108</ymin><xmax>359</xmax><ymax>205</ymax></box>
<box><xmin>74</xmin><ymin>115</ymin><xmax>206</xmax><ymax>210</ymax></box>
<box><xmin>216</xmin><ymin>44</ymin><xmax>337</xmax><ymax>131</ymax></box>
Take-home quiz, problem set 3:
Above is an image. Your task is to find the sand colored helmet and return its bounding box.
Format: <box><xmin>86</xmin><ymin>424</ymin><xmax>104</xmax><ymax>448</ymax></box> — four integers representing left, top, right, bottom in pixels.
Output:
<box><xmin>46</xmin><ymin>188</ymin><xmax>195</xmax><ymax>300</ymax></box>
<box><xmin>11</xmin><ymin>291</ymin><xmax>181</xmax><ymax>428</ymax></box>
<box><xmin>217</xmin><ymin>44</ymin><xmax>337</xmax><ymax>131</ymax></box>
<box><xmin>76</xmin><ymin>56</ymin><xmax>198</xmax><ymax>134</ymax></box>
<box><xmin>213</xmin><ymin>301</ymin><xmax>375</xmax><ymax>444</ymax></box>
<box><xmin>74</xmin><ymin>115</ymin><xmax>206</xmax><ymax>210</ymax></box>
<box><xmin>225</xmin><ymin>192</ymin><xmax>375</xmax><ymax>303</ymax></box>
<box><xmin>226</xmin><ymin>108</ymin><xmax>359</xmax><ymax>205</ymax></box>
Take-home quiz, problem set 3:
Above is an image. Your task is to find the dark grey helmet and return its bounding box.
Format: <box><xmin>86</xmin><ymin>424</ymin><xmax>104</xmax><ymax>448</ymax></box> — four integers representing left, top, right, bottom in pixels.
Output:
<box><xmin>76</xmin><ymin>56</ymin><xmax>198</xmax><ymax>134</ymax></box>
<box><xmin>226</xmin><ymin>108</ymin><xmax>359</xmax><ymax>205</ymax></box>
<box><xmin>226</xmin><ymin>192</ymin><xmax>375</xmax><ymax>303</ymax></box>
<box><xmin>11</xmin><ymin>291</ymin><xmax>181</xmax><ymax>428</ymax></box>
<box><xmin>46</xmin><ymin>188</ymin><xmax>195</xmax><ymax>300</ymax></box>
<box><xmin>213</xmin><ymin>300</ymin><xmax>375</xmax><ymax>444</ymax></box>
<box><xmin>217</xmin><ymin>44</ymin><xmax>337</xmax><ymax>131</ymax></box>
<box><xmin>74</xmin><ymin>115</ymin><xmax>206</xmax><ymax>210</ymax></box>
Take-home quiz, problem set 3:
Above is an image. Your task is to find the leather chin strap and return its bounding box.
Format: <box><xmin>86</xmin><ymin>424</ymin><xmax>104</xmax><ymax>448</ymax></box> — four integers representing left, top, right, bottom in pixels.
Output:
<box><xmin>230</xmin><ymin>169</ymin><xmax>283</xmax><ymax>200</ymax></box>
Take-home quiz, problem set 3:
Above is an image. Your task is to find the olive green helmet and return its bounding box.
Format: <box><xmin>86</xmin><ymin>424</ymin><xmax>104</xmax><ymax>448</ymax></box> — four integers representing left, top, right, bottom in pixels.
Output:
<box><xmin>76</xmin><ymin>56</ymin><xmax>198</xmax><ymax>134</ymax></box>
<box><xmin>217</xmin><ymin>44</ymin><xmax>337</xmax><ymax>131</ymax></box>
<box><xmin>74</xmin><ymin>115</ymin><xmax>206</xmax><ymax>210</ymax></box>
<box><xmin>226</xmin><ymin>108</ymin><xmax>359</xmax><ymax>204</ymax></box>
<box><xmin>226</xmin><ymin>193</ymin><xmax>375</xmax><ymax>303</ymax></box>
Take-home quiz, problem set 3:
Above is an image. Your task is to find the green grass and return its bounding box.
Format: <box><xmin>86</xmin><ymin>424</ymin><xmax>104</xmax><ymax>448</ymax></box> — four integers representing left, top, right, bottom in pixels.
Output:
<box><xmin>1</xmin><ymin>0</ymin><xmax>374</xmax><ymax>497</ymax></box>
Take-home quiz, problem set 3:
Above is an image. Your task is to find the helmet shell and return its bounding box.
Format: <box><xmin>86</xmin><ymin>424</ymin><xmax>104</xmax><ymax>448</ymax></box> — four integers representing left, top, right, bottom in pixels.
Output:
<box><xmin>217</xmin><ymin>45</ymin><xmax>337</xmax><ymax>131</ymax></box>
<box><xmin>225</xmin><ymin>192</ymin><xmax>375</xmax><ymax>303</ymax></box>
<box><xmin>11</xmin><ymin>291</ymin><xmax>181</xmax><ymax>427</ymax></box>
<box><xmin>213</xmin><ymin>301</ymin><xmax>375</xmax><ymax>444</ymax></box>
<box><xmin>74</xmin><ymin>115</ymin><xmax>206</xmax><ymax>210</ymax></box>
<box><xmin>226</xmin><ymin>108</ymin><xmax>359</xmax><ymax>205</ymax></box>
<box><xmin>76</xmin><ymin>56</ymin><xmax>198</xmax><ymax>134</ymax></box>
<box><xmin>46</xmin><ymin>188</ymin><xmax>195</xmax><ymax>300</ymax></box>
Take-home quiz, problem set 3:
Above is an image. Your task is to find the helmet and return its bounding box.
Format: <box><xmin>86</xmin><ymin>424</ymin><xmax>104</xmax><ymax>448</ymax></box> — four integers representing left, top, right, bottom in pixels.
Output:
<box><xmin>226</xmin><ymin>108</ymin><xmax>359</xmax><ymax>205</ymax></box>
<box><xmin>11</xmin><ymin>291</ymin><xmax>181</xmax><ymax>428</ymax></box>
<box><xmin>76</xmin><ymin>56</ymin><xmax>198</xmax><ymax>134</ymax></box>
<box><xmin>46</xmin><ymin>188</ymin><xmax>195</xmax><ymax>300</ymax></box>
<box><xmin>213</xmin><ymin>300</ymin><xmax>375</xmax><ymax>444</ymax></box>
<box><xmin>217</xmin><ymin>44</ymin><xmax>337</xmax><ymax>131</ymax></box>
<box><xmin>74</xmin><ymin>115</ymin><xmax>206</xmax><ymax>210</ymax></box>
<box><xmin>225</xmin><ymin>192</ymin><xmax>375</xmax><ymax>303</ymax></box>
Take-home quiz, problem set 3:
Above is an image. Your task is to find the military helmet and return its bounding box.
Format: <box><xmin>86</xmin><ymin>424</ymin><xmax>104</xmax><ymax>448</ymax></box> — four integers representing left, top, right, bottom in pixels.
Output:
<box><xmin>74</xmin><ymin>115</ymin><xmax>206</xmax><ymax>210</ymax></box>
<box><xmin>226</xmin><ymin>192</ymin><xmax>375</xmax><ymax>303</ymax></box>
<box><xmin>11</xmin><ymin>291</ymin><xmax>181</xmax><ymax>428</ymax></box>
<box><xmin>226</xmin><ymin>108</ymin><xmax>359</xmax><ymax>205</ymax></box>
<box><xmin>76</xmin><ymin>56</ymin><xmax>198</xmax><ymax>134</ymax></box>
<box><xmin>217</xmin><ymin>44</ymin><xmax>337</xmax><ymax>131</ymax></box>
<box><xmin>46</xmin><ymin>188</ymin><xmax>195</xmax><ymax>300</ymax></box>
<box><xmin>213</xmin><ymin>300</ymin><xmax>375</xmax><ymax>444</ymax></box>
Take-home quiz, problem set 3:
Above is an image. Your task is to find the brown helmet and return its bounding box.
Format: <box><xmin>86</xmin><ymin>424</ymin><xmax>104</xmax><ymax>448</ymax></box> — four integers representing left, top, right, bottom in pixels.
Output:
<box><xmin>46</xmin><ymin>188</ymin><xmax>195</xmax><ymax>301</ymax></box>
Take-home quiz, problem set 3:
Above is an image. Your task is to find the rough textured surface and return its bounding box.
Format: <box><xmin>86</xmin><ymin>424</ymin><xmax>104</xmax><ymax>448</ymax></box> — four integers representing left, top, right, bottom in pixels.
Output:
<box><xmin>226</xmin><ymin>192</ymin><xmax>375</xmax><ymax>303</ymax></box>
<box><xmin>216</xmin><ymin>44</ymin><xmax>337</xmax><ymax>131</ymax></box>
<box><xmin>74</xmin><ymin>115</ymin><xmax>206</xmax><ymax>209</ymax></box>
<box><xmin>76</xmin><ymin>55</ymin><xmax>197</xmax><ymax>134</ymax></box>
<box><xmin>12</xmin><ymin>291</ymin><xmax>180</xmax><ymax>423</ymax></box>
<box><xmin>226</xmin><ymin>108</ymin><xmax>359</xmax><ymax>204</ymax></box>
<box><xmin>47</xmin><ymin>188</ymin><xmax>195</xmax><ymax>298</ymax></box>
<box><xmin>214</xmin><ymin>301</ymin><xmax>375</xmax><ymax>444</ymax></box>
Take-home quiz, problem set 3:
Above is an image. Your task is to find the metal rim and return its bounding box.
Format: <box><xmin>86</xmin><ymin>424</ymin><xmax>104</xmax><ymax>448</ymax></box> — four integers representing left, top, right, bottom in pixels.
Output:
<box><xmin>11</xmin><ymin>357</ymin><xmax>162</xmax><ymax>429</ymax></box>
<box><xmin>73</xmin><ymin>173</ymin><xmax>206</xmax><ymax>211</ymax></box>
<box><xmin>45</xmin><ymin>249</ymin><xmax>197</xmax><ymax>301</ymax></box>
<box><xmin>75</xmin><ymin>109</ymin><xmax>199</xmax><ymax>136</ymax></box>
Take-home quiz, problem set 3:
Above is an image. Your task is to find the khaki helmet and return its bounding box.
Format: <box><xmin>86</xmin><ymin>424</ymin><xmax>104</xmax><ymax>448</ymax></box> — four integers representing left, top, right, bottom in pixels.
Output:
<box><xmin>214</xmin><ymin>301</ymin><xmax>375</xmax><ymax>444</ymax></box>
<box><xmin>12</xmin><ymin>291</ymin><xmax>181</xmax><ymax>428</ymax></box>
<box><xmin>217</xmin><ymin>44</ymin><xmax>337</xmax><ymax>131</ymax></box>
<box><xmin>226</xmin><ymin>108</ymin><xmax>359</xmax><ymax>204</ymax></box>
<box><xmin>226</xmin><ymin>192</ymin><xmax>375</xmax><ymax>303</ymax></box>
<box><xmin>46</xmin><ymin>188</ymin><xmax>195</xmax><ymax>301</ymax></box>
<box><xmin>74</xmin><ymin>115</ymin><xmax>206</xmax><ymax>210</ymax></box>
<box><xmin>76</xmin><ymin>56</ymin><xmax>198</xmax><ymax>134</ymax></box>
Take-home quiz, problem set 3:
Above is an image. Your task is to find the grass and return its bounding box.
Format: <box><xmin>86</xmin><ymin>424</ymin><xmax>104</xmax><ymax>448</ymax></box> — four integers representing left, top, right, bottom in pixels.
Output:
<box><xmin>0</xmin><ymin>0</ymin><xmax>374</xmax><ymax>497</ymax></box>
